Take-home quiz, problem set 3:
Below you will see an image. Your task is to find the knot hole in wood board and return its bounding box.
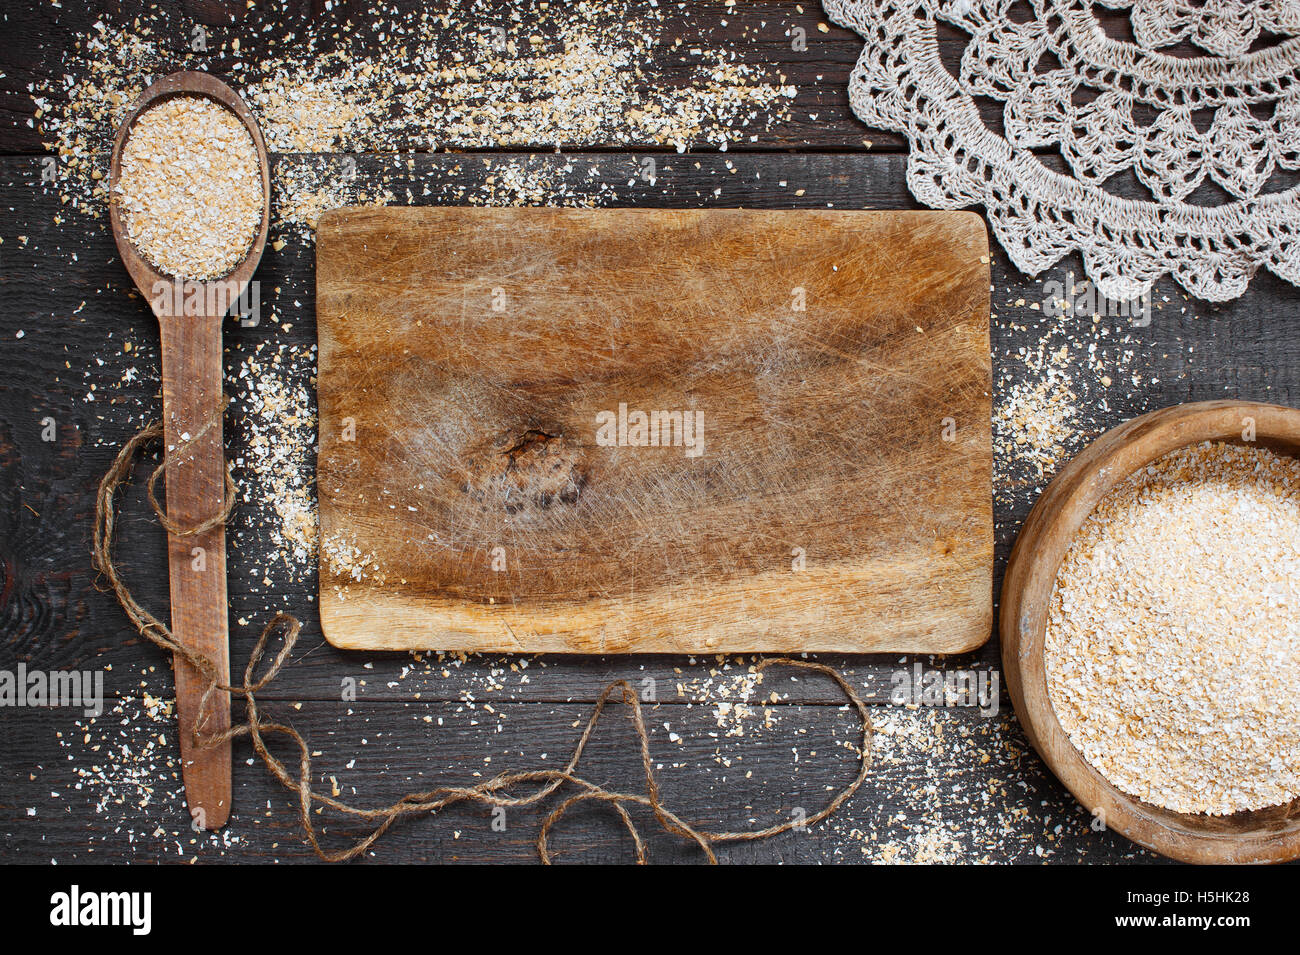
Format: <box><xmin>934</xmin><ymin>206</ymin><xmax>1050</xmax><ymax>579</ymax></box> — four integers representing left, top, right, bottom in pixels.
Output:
<box><xmin>461</xmin><ymin>427</ymin><xmax>588</xmax><ymax>515</ymax></box>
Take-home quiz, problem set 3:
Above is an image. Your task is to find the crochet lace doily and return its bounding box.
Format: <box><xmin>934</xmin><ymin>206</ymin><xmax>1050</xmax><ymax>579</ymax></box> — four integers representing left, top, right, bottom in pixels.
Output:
<box><xmin>823</xmin><ymin>0</ymin><xmax>1300</xmax><ymax>301</ymax></box>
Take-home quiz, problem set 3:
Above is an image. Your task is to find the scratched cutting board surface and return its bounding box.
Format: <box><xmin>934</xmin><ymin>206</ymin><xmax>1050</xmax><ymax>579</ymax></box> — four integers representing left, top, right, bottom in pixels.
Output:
<box><xmin>315</xmin><ymin>208</ymin><xmax>992</xmax><ymax>653</ymax></box>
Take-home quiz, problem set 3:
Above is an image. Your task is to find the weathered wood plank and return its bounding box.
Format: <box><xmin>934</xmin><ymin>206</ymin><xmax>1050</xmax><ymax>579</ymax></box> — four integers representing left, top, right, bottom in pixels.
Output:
<box><xmin>0</xmin><ymin>0</ymin><xmax>890</xmax><ymax>155</ymax></box>
<box><xmin>0</xmin><ymin>1</ymin><xmax>1257</xmax><ymax>160</ymax></box>
<box><xmin>0</xmin><ymin>698</ymin><xmax>1157</xmax><ymax>863</ymax></box>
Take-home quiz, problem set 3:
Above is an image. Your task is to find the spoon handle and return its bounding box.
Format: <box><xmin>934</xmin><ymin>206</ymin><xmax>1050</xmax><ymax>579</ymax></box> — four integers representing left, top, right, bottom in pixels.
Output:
<box><xmin>158</xmin><ymin>313</ymin><xmax>231</xmax><ymax>830</ymax></box>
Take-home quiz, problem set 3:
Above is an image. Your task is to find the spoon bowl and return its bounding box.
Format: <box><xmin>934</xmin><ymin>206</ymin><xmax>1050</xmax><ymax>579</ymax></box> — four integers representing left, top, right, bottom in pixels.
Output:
<box><xmin>109</xmin><ymin>69</ymin><xmax>271</xmax><ymax>303</ymax></box>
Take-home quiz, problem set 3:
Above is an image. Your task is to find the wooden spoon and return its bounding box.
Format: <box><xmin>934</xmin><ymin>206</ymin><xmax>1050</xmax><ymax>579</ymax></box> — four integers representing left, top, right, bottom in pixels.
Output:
<box><xmin>107</xmin><ymin>71</ymin><xmax>271</xmax><ymax>830</ymax></box>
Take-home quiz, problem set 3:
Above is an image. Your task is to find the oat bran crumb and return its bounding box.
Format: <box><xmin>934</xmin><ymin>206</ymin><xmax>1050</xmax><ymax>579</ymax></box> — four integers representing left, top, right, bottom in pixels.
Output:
<box><xmin>1045</xmin><ymin>440</ymin><xmax>1300</xmax><ymax>815</ymax></box>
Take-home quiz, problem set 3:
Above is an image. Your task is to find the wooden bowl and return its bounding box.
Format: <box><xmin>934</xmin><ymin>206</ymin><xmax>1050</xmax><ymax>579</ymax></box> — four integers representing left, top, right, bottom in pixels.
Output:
<box><xmin>1001</xmin><ymin>399</ymin><xmax>1300</xmax><ymax>864</ymax></box>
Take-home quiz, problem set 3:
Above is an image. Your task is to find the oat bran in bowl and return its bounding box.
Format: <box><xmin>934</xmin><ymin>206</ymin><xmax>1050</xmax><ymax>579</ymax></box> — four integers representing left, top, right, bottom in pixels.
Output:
<box><xmin>1001</xmin><ymin>400</ymin><xmax>1300</xmax><ymax>864</ymax></box>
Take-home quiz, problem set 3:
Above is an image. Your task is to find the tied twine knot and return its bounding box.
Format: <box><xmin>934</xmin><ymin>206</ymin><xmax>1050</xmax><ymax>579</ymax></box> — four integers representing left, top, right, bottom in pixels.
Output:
<box><xmin>92</xmin><ymin>411</ymin><xmax>874</xmax><ymax>863</ymax></box>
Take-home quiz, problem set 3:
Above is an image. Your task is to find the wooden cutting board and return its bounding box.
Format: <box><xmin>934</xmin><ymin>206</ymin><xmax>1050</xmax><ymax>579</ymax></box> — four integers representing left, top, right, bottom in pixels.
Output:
<box><xmin>316</xmin><ymin>208</ymin><xmax>992</xmax><ymax>654</ymax></box>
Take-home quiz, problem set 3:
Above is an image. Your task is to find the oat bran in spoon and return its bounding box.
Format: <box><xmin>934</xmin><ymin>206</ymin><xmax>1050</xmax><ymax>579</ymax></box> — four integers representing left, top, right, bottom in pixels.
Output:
<box><xmin>113</xmin><ymin>94</ymin><xmax>262</xmax><ymax>281</ymax></box>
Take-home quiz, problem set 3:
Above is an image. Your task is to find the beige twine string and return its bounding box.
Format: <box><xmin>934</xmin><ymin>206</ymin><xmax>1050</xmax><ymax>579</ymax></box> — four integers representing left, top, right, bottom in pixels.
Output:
<box><xmin>92</xmin><ymin>416</ymin><xmax>874</xmax><ymax>863</ymax></box>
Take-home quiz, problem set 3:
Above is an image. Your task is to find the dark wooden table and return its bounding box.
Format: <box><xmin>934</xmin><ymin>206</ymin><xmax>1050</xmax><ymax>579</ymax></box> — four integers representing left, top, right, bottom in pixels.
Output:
<box><xmin>1</xmin><ymin>0</ymin><xmax>1296</xmax><ymax>864</ymax></box>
